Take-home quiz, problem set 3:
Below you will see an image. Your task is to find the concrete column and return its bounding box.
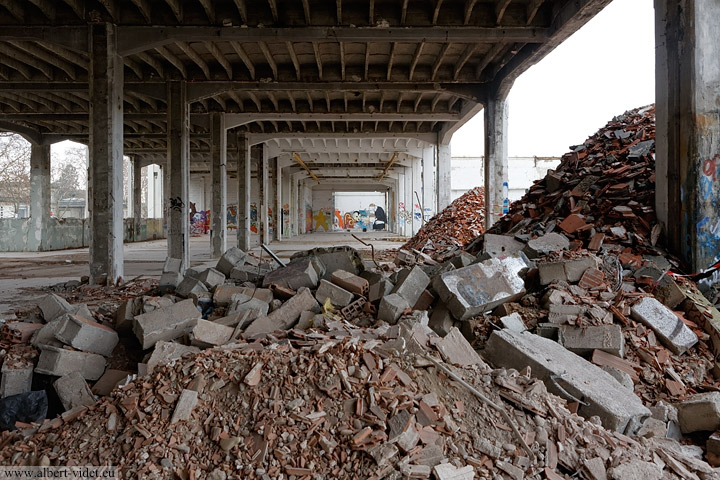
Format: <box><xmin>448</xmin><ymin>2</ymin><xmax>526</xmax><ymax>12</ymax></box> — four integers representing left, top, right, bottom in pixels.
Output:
<box><xmin>132</xmin><ymin>158</ymin><xmax>142</xmax><ymax>241</ymax></box>
<box><xmin>237</xmin><ymin>133</ymin><xmax>251</xmax><ymax>251</ymax></box>
<box><xmin>484</xmin><ymin>93</ymin><xmax>509</xmax><ymax>230</ymax></box>
<box><xmin>412</xmin><ymin>157</ymin><xmax>423</xmax><ymax>235</ymax></box>
<box><xmin>291</xmin><ymin>176</ymin><xmax>299</xmax><ymax>236</ymax></box>
<box><xmin>88</xmin><ymin>23</ymin><xmax>124</xmax><ymax>284</ymax></box>
<box><xmin>29</xmin><ymin>144</ymin><xmax>50</xmax><ymax>251</ymax></box>
<box><xmin>259</xmin><ymin>144</ymin><xmax>270</xmax><ymax>245</ymax></box>
<box><xmin>437</xmin><ymin>142</ymin><xmax>452</xmax><ymax>211</ymax></box>
<box><xmin>209</xmin><ymin>112</ymin><xmax>227</xmax><ymax>258</ymax></box>
<box><xmin>422</xmin><ymin>146</ymin><xmax>436</xmax><ymax>221</ymax></box>
<box><xmin>275</xmin><ymin>157</ymin><xmax>282</xmax><ymax>241</ymax></box>
<box><xmin>656</xmin><ymin>0</ymin><xmax>720</xmax><ymax>272</ymax></box>
<box><xmin>166</xmin><ymin>80</ymin><xmax>190</xmax><ymax>270</ymax></box>
<box><xmin>403</xmin><ymin>168</ymin><xmax>414</xmax><ymax>237</ymax></box>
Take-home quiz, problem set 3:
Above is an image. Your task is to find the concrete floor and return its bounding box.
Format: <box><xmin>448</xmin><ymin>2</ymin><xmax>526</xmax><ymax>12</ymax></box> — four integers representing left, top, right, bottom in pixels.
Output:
<box><xmin>0</xmin><ymin>230</ymin><xmax>407</xmax><ymax>314</ymax></box>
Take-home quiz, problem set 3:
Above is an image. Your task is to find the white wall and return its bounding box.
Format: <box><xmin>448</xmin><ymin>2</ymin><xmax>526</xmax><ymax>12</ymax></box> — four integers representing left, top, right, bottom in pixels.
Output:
<box><xmin>333</xmin><ymin>192</ymin><xmax>387</xmax><ymax>231</ymax></box>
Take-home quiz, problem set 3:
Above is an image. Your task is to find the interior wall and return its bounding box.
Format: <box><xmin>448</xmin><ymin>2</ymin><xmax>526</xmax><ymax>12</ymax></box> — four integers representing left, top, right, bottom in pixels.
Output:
<box><xmin>333</xmin><ymin>192</ymin><xmax>387</xmax><ymax>231</ymax></box>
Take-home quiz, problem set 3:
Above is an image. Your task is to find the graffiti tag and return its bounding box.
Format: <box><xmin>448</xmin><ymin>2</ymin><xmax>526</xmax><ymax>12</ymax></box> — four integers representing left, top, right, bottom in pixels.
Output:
<box><xmin>702</xmin><ymin>154</ymin><xmax>720</xmax><ymax>181</ymax></box>
<box><xmin>169</xmin><ymin>197</ymin><xmax>185</xmax><ymax>212</ymax></box>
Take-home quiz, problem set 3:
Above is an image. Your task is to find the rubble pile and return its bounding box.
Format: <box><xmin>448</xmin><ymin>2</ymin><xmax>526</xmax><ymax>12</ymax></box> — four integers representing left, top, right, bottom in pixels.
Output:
<box><xmin>402</xmin><ymin>187</ymin><xmax>485</xmax><ymax>261</ymax></box>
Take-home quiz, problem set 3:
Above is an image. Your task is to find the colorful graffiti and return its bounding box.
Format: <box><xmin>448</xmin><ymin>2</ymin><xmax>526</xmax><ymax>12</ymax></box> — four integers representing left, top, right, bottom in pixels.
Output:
<box><xmin>701</xmin><ymin>154</ymin><xmax>720</xmax><ymax>181</ymax></box>
<box><xmin>250</xmin><ymin>203</ymin><xmax>258</xmax><ymax>233</ymax></box>
<box><xmin>314</xmin><ymin>208</ymin><xmax>332</xmax><ymax>231</ymax></box>
<box><xmin>331</xmin><ymin>203</ymin><xmax>383</xmax><ymax>231</ymax></box>
<box><xmin>282</xmin><ymin>204</ymin><xmax>290</xmax><ymax>236</ymax></box>
<box><xmin>227</xmin><ymin>204</ymin><xmax>237</xmax><ymax>230</ymax></box>
<box><xmin>334</xmin><ymin>210</ymin><xmax>344</xmax><ymax>229</ymax></box>
<box><xmin>305</xmin><ymin>204</ymin><xmax>313</xmax><ymax>233</ymax></box>
<box><xmin>190</xmin><ymin>210</ymin><xmax>209</xmax><ymax>235</ymax></box>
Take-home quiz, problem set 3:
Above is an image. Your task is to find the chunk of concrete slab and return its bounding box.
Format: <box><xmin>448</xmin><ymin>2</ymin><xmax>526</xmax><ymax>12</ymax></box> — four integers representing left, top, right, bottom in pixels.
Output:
<box><xmin>91</xmin><ymin>369</ymin><xmax>132</xmax><ymax>396</ymax></box>
<box><xmin>315</xmin><ymin>279</ymin><xmax>354</xmax><ymax>307</ymax></box>
<box><xmin>262</xmin><ymin>258</ymin><xmax>319</xmax><ymax>290</ymax></box>
<box><xmin>53</xmin><ymin>372</ymin><xmax>96</xmax><ymax>411</ymax></box>
<box><xmin>244</xmin><ymin>288</ymin><xmax>319</xmax><ymax>337</ymax></box>
<box><xmin>500</xmin><ymin>312</ymin><xmax>527</xmax><ymax>333</ymax></box>
<box><xmin>290</xmin><ymin>247</ymin><xmax>364</xmax><ymax>280</ymax></box>
<box><xmin>175</xmin><ymin>276</ymin><xmax>209</xmax><ymax>298</ymax></box>
<box><xmin>378</xmin><ymin>294</ymin><xmax>410</xmax><ymax>324</ymax></box>
<box><xmin>228</xmin><ymin>294</ymin><xmax>270</xmax><ymax>318</ymax></box>
<box><xmin>601</xmin><ymin>366</ymin><xmax>634</xmax><ymax>391</ymax></box>
<box><xmin>159</xmin><ymin>271</ymin><xmax>183</xmax><ymax>289</ymax></box>
<box><xmin>538</xmin><ymin>256</ymin><xmax>597</xmax><ymax>285</ymax></box>
<box><xmin>435</xmin><ymin>327</ymin><xmax>485</xmax><ymax>367</ymax></box>
<box><xmin>484</xmin><ymin>233</ymin><xmax>525</xmax><ymax>258</ymax></box>
<box><xmin>30</xmin><ymin>318</ymin><xmax>64</xmax><ymax>348</ymax></box>
<box><xmin>35</xmin><ymin>345</ymin><xmax>106</xmax><ymax>381</ymax></box>
<box><xmin>391</xmin><ymin>266</ymin><xmax>430</xmax><ymax>307</ymax></box>
<box><xmin>213</xmin><ymin>286</ymin><xmax>273</xmax><ymax>306</ymax></box>
<box><xmin>433</xmin><ymin>256</ymin><xmax>526</xmax><ymax>321</ymax></box>
<box><xmin>163</xmin><ymin>257</ymin><xmax>183</xmax><ymax>274</ymax></box>
<box><xmin>523</xmin><ymin>232</ymin><xmax>570</xmax><ymax>259</ymax></box>
<box><xmin>38</xmin><ymin>294</ymin><xmax>73</xmax><ymax>322</ymax></box>
<box><xmin>55</xmin><ymin>314</ymin><xmax>119</xmax><ymax>356</ymax></box>
<box><xmin>197</xmin><ymin>268</ymin><xmax>226</xmax><ymax>289</ymax></box>
<box><xmin>229</xmin><ymin>265</ymin><xmax>269</xmax><ymax>283</ymax></box>
<box><xmin>146</xmin><ymin>341</ymin><xmax>200</xmax><ymax>373</ymax></box>
<box><xmin>369</xmin><ymin>279</ymin><xmax>394</xmax><ymax>303</ymax></box>
<box><xmin>114</xmin><ymin>298</ymin><xmax>139</xmax><ymax>333</ymax></box>
<box><xmin>133</xmin><ymin>299</ymin><xmax>201</xmax><ymax>349</ymax></box>
<box><xmin>559</xmin><ymin>324</ymin><xmax>624</xmax><ymax>358</ymax></box>
<box><xmin>677</xmin><ymin>392</ymin><xmax>720</xmax><ymax>433</ymax></box>
<box><xmin>609</xmin><ymin>461</ymin><xmax>662</xmax><ymax>480</ymax></box>
<box><xmin>330</xmin><ymin>270</ymin><xmax>369</xmax><ymax>296</ymax></box>
<box><xmin>548</xmin><ymin>304</ymin><xmax>587</xmax><ymax>324</ymax></box>
<box><xmin>0</xmin><ymin>358</ymin><xmax>33</xmax><ymax>398</ymax></box>
<box><xmin>171</xmin><ymin>389</ymin><xmax>198</xmax><ymax>423</ymax></box>
<box><xmin>630</xmin><ymin>297</ymin><xmax>698</xmax><ymax>354</ymax></box>
<box><xmin>633</xmin><ymin>266</ymin><xmax>686</xmax><ymax>309</ymax></box>
<box><xmin>216</xmin><ymin>247</ymin><xmax>247</xmax><ymax>276</ymax></box>
<box><xmin>429</xmin><ymin>304</ymin><xmax>455</xmax><ymax>337</ymax></box>
<box><xmin>484</xmin><ymin>330</ymin><xmax>650</xmax><ymax>433</ymax></box>
<box><xmin>191</xmin><ymin>319</ymin><xmax>235</xmax><ymax>347</ymax></box>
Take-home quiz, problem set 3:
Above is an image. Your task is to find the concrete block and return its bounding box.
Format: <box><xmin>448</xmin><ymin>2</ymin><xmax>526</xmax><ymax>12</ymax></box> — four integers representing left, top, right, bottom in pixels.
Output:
<box><xmin>38</xmin><ymin>294</ymin><xmax>73</xmax><ymax>322</ymax></box>
<box><xmin>213</xmin><ymin>285</ymin><xmax>273</xmax><ymax>306</ymax></box>
<box><xmin>484</xmin><ymin>330</ymin><xmax>650</xmax><ymax>433</ymax></box>
<box><xmin>429</xmin><ymin>304</ymin><xmax>455</xmax><ymax>337</ymax></box>
<box><xmin>535</xmin><ymin>323</ymin><xmax>559</xmax><ymax>340</ymax></box>
<box><xmin>677</xmin><ymin>392</ymin><xmax>720</xmax><ymax>433</ymax></box>
<box><xmin>634</xmin><ymin>265</ymin><xmax>686</xmax><ymax>309</ymax></box>
<box><xmin>183</xmin><ymin>267</ymin><xmax>200</xmax><ymax>279</ymax></box>
<box><xmin>368</xmin><ymin>279</ymin><xmax>394</xmax><ymax>303</ymax></box>
<box><xmin>359</xmin><ymin>270</ymin><xmax>384</xmax><ymax>285</ymax></box>
<box><xmin>538</xmin><ymin>256</ymin><xmax>597</xmax><ymax>285</ymax></box>
<box><xmin>197</xmin><ymin>268</ymin><xmax>226</xmax><ymax>289</ymax></box>
<box><xmin>315</xmin><ymin>279</ymin><xmax>354</xmax><ymax>307</ymax></box>
<box><xmin>55</xmin><ymin>314</ymin><xmax>119</xmax><ymax>356</ymax></box>
<box><xmin>228</xmin><ymin>294</ymin><xmax>270</xmax><ymax>319</ymax></box>
<box><xmin>91</xmin><ymin>369</ymin><xmax>132</xmax><ymax>396</ymax></box>
<box><xmin>548</xmin><ymin>304</ymin><xmax>586</xmax><ymax>324</ymax></box>
<box><xmin>175</xmin><ymin>276</ymin><xmax>209</xmax><ymax>298</ymax></box>
<box><xmin>296</xmin><ymin>311</ymin><xmax>317</xmax><ymax>330</ymax></box>
<box><xmin>484</xmin><ymin>233</ymin><xmax>525</xmax><ymax>258</ymax></box>
<box><xmin>330</xmin><ymin>270</ymin><xmax>369</xmax><ymax>296</ymax></box>
<box><xmin>413</xmin><ymin>290</ymin><xmax>435</xmax><ymax>311</ymax></box>
<box><xmin>433</xmin><ymin>256</ymin><xmax>526</xmax><ymax>321</ymax></box>
<box><xmin>395</xmin><ymin>249</ymin><xmax>416</xmax><ymax>266</ymax></box>
<box><xmin>523</xmin><ymin>232</ymin><xmax>570</xmax><ymax>259</ymax></box>
<box><xmin>559</xmin><ymin>324</ymin><xmax>624</xmax><ymax>358</ymax></box>
<box><xmin>290</xmin><ymin>247</ymin><xmax>364</xmax><ymax>280</ymax></box>
<box><xmin>229</xmin><ymin>265</ymin><xmax>266</xmax><ymax>283</ymax></box>
<box><xmin>53</xmin><ymin>372</ymin><xmax>96</xmax><ymax>411</ymax></box>
<box><xmin>378</xmin><ymin>294</ymin><xmax>410</xmax><ymax>324</ymax></box>
<box><xmin>0</xmin><ymin>358</ymin><xmax>33</xmax><ymax>398</ymax></box>
<box><xmin>262</xmin><ymin>258</ymin><xmax>319</xmax><ymax>290</ymax></box>
<box><xmin>71</xmin><ymin>304</ymin><xmax>94</xmax><ymax>321</ymax></box>
<box><xmin>35</xmin><ymin>345</ymin><xmax>106</xmax><ymax>381</ymax></box>
<box><xmin>244</xmin><ymin>288</ymin><xmax>319</xmax><ymax>337</ymax></box>
<box><xmin>30</xmin><ymin>318</ymin><xmax>64</xmax><ymax>348</ymax></box>
<box><xmin>159</xmin><ymin>271</ymin><xmax>183</xmax><ymax>288</ymax></box>
<box><xmin>500</xmin><ymin>313</ymin><xmax>527</xmax><ymax>333</ymax></box>
<box><xmin>142</xmin><ymin>296</ymin><xmax>174</xmax><ymax>313</ymax></box>
<box><xmin>630</xmin><ymin>297</ymin><xmax>698</xmax><ymax>354</ymax></box>
<box><xmin>601</xmin><ymin>366</ymin><xmax>634</xmax><ymax>391</ymax></box>
<box><xmin>436</xmin><ymin>327</ymin><xmax>484</xmax><ymax>367</ymax></box>
<box><xmin>609</xmin><ymin>461</ymin><xmax>662</xmax><ymax>480</ymax></box>
<box><xmin>636</xmin><ymin>417</ymin><xmax>667</xmax><ymax>439</ymax></box>
<box><xmin>171</xmin><ymin>389</ymin><xmax>198</xmax><ymax>423</ymax></box>
<box><xmin>163</xmin><ymin>257</ymin><xmax>183</xmax><ymax>274</ymax></box>
<box><xmin>133</xmin><ymin>299</ymin><xmax>201</xmax><ymax>349</ymax></box>
<box><xmin>449</xmin><ymin>252</ymin><xmax>476</xmax><ymax>269</ymax></box>
<box><xmin>191</xmin><ymin>319</ymin><xmax>235</xmax><ymax>347</ymax></box>
<box><xmin>391</xmin><ymin>266</ymin><xmax>430</xmax><ymax>307</ymax></box>
<box><xmin>216</xmin><ymin>247</ymin><xmax>247</xmax><ymax>276</ymax></box>
<box><xmin>114</xmin><ymin>298</ymin><xmax>139</xmax><ymax>333</ymax></box>
<box><xmin>146</xmin><ymin>341</ymin><xmax>200</xmax><ymax>373</ymax></box>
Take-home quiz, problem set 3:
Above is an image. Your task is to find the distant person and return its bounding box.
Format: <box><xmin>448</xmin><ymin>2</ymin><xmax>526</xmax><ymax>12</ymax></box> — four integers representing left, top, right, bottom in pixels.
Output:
<box><xmin>374</xmin><ymin>206</ymin><xmax>387</xmax><ymax>231</ymax></box>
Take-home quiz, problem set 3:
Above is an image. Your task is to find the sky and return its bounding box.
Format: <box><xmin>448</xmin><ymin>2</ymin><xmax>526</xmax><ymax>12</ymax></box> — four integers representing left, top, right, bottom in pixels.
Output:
<box><xmin>451</xmin><ymin>0</ymin><xmax>656</xmax><ymax>158</ymax></box>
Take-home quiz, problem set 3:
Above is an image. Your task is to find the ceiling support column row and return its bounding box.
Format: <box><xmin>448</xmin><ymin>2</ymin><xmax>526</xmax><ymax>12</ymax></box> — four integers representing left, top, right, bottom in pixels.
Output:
<box><xmin>28</xmin><ymin>144</ymin><xmax>50</xmax><ymax>252</ymax></box>
<box><xmin>237</xmin><ymin>132</ymin><xmax>252</xmax><ymax>251</ymax></box>
<box><xmin>167</xmin><ymin>80</ymin><xmax>190</xmax><ymax>270</ymax></box>
<box><xmin>210</xmin><ymin>112</ymin><xmax>227</xmax><ymax>258</ymax></box>
<box><xmin>484</xmin><ymin>92</ymin><xmax>508</xmax><ymax>230</ymax></box>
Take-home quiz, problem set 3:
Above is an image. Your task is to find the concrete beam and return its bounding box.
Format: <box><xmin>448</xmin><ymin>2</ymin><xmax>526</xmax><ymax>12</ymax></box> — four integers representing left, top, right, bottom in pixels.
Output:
<box><xmin>117</xmin><ymin>26</ymin><xmax>550</xmax><ymax>56</ymax></box>
<box><xmin>88</xmin><ymin>23</ymin><xmax>124</xmax><ymax>285</ymax></box>
<box><xmin>248</xmin><ymin>132</ymin><xmax>437</xmax><ymax>145</ymax></box>
<box><xmin>225</xmin><ymin>112</ymin><xmax>460</xmax><ymax>129</ymax></box>
<box><xmin>167</xmin><ymin>80</ymin><xmax>190</xmax><ymax>270</ymax></box>
<box><xmin>28</xmin><ymin>144</ymin><xmax>50</xmax><ymax>251</ymax></box>
<box><xmin>210</xmin><ymin>112</ymin><xmax>226</xmax><ymax>258</ymax></box>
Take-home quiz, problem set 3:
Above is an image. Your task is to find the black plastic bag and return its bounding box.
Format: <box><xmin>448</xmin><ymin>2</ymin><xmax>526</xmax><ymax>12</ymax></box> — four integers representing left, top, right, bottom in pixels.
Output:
<box><xmin>0</xmin><ymin>391</ymin><xmax>48</xmax><ymax>431</ymax></box>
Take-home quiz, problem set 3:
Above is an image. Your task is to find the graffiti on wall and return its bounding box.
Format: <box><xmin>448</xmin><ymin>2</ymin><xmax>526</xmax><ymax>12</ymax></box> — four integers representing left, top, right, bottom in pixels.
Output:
<box><xmin>190</xmin><ymin>210</ymin><xmax>209</xmax><ymax>235</ymax></box>
<box><xmin>282</xmin><ymin>204</ymin><xmax>290</xmax><ymax>236</ymax></box>
<box><xmin>327</xmin><ymin>203</ymin><xmax>386</xmax><ymax>231</ymax></box>
<box><xmin>227</xmin><ymin>204</ymin><xmax>237</xmax><ymax>230</ymax></box>
<box><xmin>314</xmin><ymin>208</ymin><xmax>332</xmax><ymax>232</ymax></box>
<box><xmin>305</xmin><ymin>204</ymin><xmax>313</xmax><ymax>233</ymax></box>
<box><xmin>250</xmin><ymin>203</ymin><xmax>258</xmax><ymax>233</ymax></box>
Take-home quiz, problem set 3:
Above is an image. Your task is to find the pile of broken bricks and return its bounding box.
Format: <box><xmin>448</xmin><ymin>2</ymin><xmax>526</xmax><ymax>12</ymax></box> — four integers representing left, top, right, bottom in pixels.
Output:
<box><xmin>402</xmin><ymin>186</ymin><xmax>485</xmax><ymax>262</ymax></box>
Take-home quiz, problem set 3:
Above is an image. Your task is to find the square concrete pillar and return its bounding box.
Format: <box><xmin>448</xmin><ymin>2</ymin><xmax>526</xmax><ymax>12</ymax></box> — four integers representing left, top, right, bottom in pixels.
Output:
<box><xmin>411</xmin><ymin>158</ymin><xmax>423</xmax><ymax>235</ymax></box>
<box><xmin>88</xmin><ymin>23</ymin><xmax>124</xmax><ymax>284</ymax></box>
<box><xmin>209</xmin><ymin>112</ymin><xmax>226</xmax><ymax>258</ymax></box>
<box><xmin>402</xmin><ymin>168</ymin><xmax>414</xmax><ymax>237</ymax></box>
<box><xmin>484</xmin><ymin>94</ymin><xmax>509</xmax><ymax>230</ymax></box>
<box><xmin>132</xmin><ymin>158</ymin><xmax>142</xmax><ymax>242</ymax></box>
<box><xmin>258</xmin><ymin>144</ymin><xmax>270</xmax><ymax>245</ymax></box>
<box><xmin>437</xmin><ymin>142</ymin><xmax>452</xmax><ymax>212</ymax></box>
<box><xmin>166</xmin><ymin>81</ymin><xmax>190</xmax><ymax>270</ymax></box>
<box><xmin>290</xmin><ymin>176</ymin><xmax>299</xmax><ymax>237</ymax></box>
<box><xmin>274</xmin><ymin>157</ymin><xmax>282</xmax><ymax>241</ymax></box>
<box><xmin>29</xmin><ymin>144</ymin><xmax>50</xmax><ymax>251</ymax></box>
<box><xmin>656</xmin><ymin>0</ymin><xmax>720</xmax><ymax>272</ymax></box>
<box><xmin>237</xmin><ymin>132</ymin><xmax>251</xmax><ymax>251</ymax></box>
<box><xmin>422</xmin><ymin>146</ymin><xmax>436</xmax><ymax>221</ymax></box>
